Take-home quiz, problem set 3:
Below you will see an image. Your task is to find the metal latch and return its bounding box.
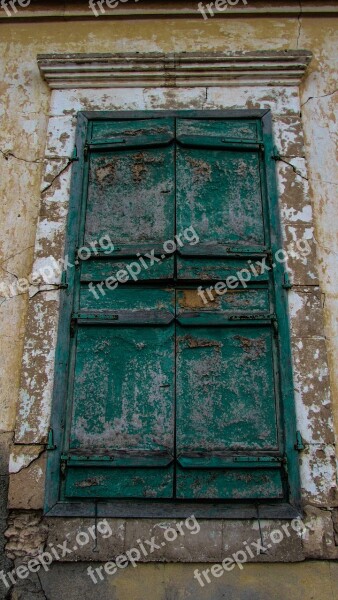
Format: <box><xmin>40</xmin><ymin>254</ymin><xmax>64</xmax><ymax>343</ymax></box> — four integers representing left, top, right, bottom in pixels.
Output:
<box><xmin>272</xmin><ymin>146</ymin><xmax>281</xmax><ymax>161</ymax></box>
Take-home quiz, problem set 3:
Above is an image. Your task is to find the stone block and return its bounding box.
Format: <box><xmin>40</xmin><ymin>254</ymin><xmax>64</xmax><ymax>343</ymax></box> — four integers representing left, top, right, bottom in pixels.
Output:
<box><xmin>5</xmin><ymin>511</ymin><xmax>48</xmax><ymax>561</ymax></box>
<box><xmin>302</xmin><ymin>505</ymin><xmax>338</xmax><ymax>559</ymax></box>
<box><xmin>124</xmin><ymin>518</ymin><xmax>222</xmax><ymax>563</ymax></box>
<box><xmin>8</xmin><ymin>454</ymin><xmax>46</xmax><ymax>510</ymax></box>
<box><xmin>46</xmin><ymin>518</ymin><xmax>125</xmax><ymax>562</ymax></box>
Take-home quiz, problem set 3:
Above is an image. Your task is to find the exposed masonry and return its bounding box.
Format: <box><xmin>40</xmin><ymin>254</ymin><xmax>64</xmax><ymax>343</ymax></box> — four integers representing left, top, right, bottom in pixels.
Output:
<box><xmin>3</xmin><ymin>74</ymin><xmax>337</xmax><ymax>564</ymax></box>
<box><xmin>5</xmin><ymin>513</ymin><xmax>48</xmax><ymax>561</ymax></box>
<box><xmin>5</xmin><ymin>513</ymin><xmax>49</xmax><ymax>600</ymax></box>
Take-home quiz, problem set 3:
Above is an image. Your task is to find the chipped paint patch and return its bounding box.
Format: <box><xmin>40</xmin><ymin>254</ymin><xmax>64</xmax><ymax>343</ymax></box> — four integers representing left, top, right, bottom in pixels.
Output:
<box><xmin>300</xmin><ymin>445</ymin><xmax>337</xmax><ymax>505</ymax></box>
<box><xmin>9</xmin><ymin>444</ymin><xmax>44</xmax><ymax>473</ymax></box>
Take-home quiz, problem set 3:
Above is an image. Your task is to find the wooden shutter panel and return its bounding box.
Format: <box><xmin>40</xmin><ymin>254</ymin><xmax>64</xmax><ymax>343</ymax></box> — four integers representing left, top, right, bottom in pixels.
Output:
<box><xmin>175</xmin><ymin>118</ymin><xmax>284</xmax><ymax>499</ymax></box>
<box><xmin>63</xmin><ymin>118</ymin><xmax>176</xmax><ymax>499</ymax></box>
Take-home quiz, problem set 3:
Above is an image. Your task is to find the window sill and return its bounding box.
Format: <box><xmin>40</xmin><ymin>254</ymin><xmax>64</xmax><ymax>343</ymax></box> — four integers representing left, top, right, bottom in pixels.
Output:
<box><xmin>45</xmin><ymin>500</ymin><xmax>300</xmax><ymax>519</ymax></box>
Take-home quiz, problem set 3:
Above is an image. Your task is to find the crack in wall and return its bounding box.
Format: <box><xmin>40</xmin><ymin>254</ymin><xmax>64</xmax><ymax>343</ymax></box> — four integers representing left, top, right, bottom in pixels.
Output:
<box><xmin>0</xmin><ymin>263</ymin><xmax>19</xmax><ymax>283</ymax></box>
<box><xmin>301</xmin><ymin>89</ymin><xmax>338</xmax><ymax>108</ymax></box>
<box><xmin>0</xmin><ymin>247</ymin><xmax>35</xmax><ymax>270</ymax></box>
<box><xmin>0</xmin><ymin>292</ymin><xmax>27</xmax><ymax>308</ymax></box>
<box><xmin>203</xmin><ymin>86</ymin><xmax>208</xmax><ymax>109</ymax></box>
<box><xmin>0</xmin><ymin>246</ymin><xmax>38</xmax><ymax>306</ymax></box>
<box><xmin>277</xmin><ymin>156</ymin><xmax>309</xmax><ymax>181</ymax></box>
<box><xmin>41</xmin><ymin>158</ymin><xmax>75</xmax><ymax>194</ymax></box>
<box><xmin>0</xmin><ymin>147</ymin><xmax>76</xmax><ymax>305</ymax></box>
<box><xmin>28</xmin><ymin>285</ymin><xmax>64</xmax><ymax>300</ymax></box>
<box><xmin>0</xmin><ymin>148</ymin><xmax>43</xmax><ymax>165</ymax></box>
<box><xmin>322</xmin><ymin>292</ymin><xmax>327</xmax><ymax>311</ymax></box>
<box><xmin>278</xmin><ymin>156</ymin><xmax>338</xmax><ymax>187</ymax></box>
<box><xmin>0</xmin><ymin>285</ymin><xmax>65</xmax><ymax>307</ymax></box>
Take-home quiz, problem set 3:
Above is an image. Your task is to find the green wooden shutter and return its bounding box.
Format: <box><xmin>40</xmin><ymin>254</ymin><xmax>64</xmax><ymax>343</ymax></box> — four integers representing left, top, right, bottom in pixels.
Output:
<box><xmin>175</xmin><ymin>119</ymin><xmax>283</xmax><ymax>499</ymax></box>
<box><xmin>57</xmin><ymin>113</ymin><xmax>294</xmax><ymax>505</ymax></box>
<box><xmin>63</xmin><ymin>118</ymin><xmax>176</xmax><ymax>498</ymax></box>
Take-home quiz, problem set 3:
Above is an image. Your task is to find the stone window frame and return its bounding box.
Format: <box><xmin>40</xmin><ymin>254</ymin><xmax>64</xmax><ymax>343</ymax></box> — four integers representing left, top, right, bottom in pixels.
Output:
<box><xmin>8</xmin><ymin>51</ymin><xmax>337</xmax><ymax>562</ymax></box>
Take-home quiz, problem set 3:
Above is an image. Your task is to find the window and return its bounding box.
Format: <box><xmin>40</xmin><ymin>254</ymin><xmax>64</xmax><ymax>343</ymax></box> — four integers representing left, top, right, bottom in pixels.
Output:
<box><xmin>46</xmin><ymin>111</ymin><xmax>300</xmax><ymax>515</ymax></box>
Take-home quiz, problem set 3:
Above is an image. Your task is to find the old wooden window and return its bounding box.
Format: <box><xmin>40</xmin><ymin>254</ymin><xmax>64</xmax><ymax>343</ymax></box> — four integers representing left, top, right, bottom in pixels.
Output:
<box><xmin>46</xmin><ymin>111</ymin><xmax>300</xmax><ymax>517</ymax></box>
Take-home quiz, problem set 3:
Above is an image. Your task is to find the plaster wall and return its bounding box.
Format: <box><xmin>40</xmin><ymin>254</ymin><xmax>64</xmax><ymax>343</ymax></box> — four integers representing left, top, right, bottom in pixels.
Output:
<box><xmin>0</xmin><ymin>6</ymin><xmax>337</xmax><ymax>598</ymax></box>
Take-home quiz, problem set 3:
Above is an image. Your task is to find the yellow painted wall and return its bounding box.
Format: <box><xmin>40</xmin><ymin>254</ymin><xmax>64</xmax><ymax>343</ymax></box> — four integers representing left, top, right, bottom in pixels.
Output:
<box><xmin>38</xmin><ymin>561</ymin><xmax>338</xmax><ymax>600</ymax></box>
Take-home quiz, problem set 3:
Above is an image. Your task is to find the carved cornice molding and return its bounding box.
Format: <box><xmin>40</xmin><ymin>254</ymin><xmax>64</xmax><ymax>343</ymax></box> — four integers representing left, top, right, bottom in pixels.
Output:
<box><xmin>2</xmin><ymin>1</ymin><xmax>338</xmax><ymax>20</ymax></box>
<box><xmin>38</xmin><ymin>51</ymin><xmax>312</xmax><ymax>89</ymax></box>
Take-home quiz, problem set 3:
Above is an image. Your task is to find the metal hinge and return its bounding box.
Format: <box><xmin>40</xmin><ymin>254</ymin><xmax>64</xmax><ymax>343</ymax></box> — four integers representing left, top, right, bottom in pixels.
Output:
<box><xmin>282</xmin><ymin>272</ymin><xmax>293</xmax><ymax>290</ymax></box>
<box><xmin>84</xmin><ymin>144</ymin><xmax>89</xmax><ymax>160</ymax></box>
<box><xmin>60</xmin><ymin>271</ymin><xmax>68</xmax><ymax>289</ymax></box>
<box><xmin>295</xmin><ymin>431</ymin><xmax>305</xmax><ymax>451</ymax></box>
<box><xmin>272</xmin><ymin>146</ymin><xmax>281</xmax><ymax>161</ymax></box>
<box><xmin>46</xmin><ymin>428</ymin><xmax>56</xmax><ymax>451</ymax></box>
<box><xmin>72</xmin><ymin>146</ymin><xmax>79</xmax><ymax>162</ymax></box>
